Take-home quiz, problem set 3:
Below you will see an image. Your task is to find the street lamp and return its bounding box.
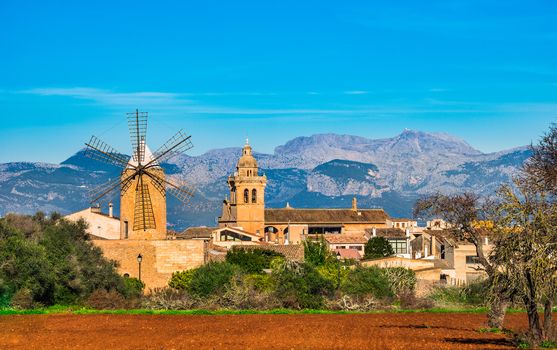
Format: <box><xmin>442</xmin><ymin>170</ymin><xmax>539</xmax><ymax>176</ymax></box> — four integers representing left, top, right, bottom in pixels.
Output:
<box><xmin>336</xmin><ymin>251</ymin><xmax>342</xmax><ymax>290</ymax></box>
<box><xmin>137</xmin><ymin>254</ymin><xmax>143</xmax><ymax>282</ymax></box>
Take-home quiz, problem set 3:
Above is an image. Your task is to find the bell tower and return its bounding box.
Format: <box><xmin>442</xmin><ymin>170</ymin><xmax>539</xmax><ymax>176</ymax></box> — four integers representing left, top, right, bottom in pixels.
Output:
<box><xmin>220</xmin><ymin>140</ymin><xmax>267</xmax><ymax>236</ymax></box>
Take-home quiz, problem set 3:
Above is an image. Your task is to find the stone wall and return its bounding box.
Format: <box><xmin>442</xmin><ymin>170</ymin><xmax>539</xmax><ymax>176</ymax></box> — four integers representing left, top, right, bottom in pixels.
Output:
<box><xmin>93</xmin><ymin>239</ymin><xmax>206</xmax><ymax>290</ymax></box>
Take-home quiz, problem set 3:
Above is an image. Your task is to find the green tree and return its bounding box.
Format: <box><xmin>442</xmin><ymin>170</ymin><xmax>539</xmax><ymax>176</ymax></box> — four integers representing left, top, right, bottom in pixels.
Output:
<box><xmin>168</xmin><ymin>270</ymin><xmax>195</xmax><ymax>290</ymax></box>
<box><xmin>363</xmin><ymin>237</ymin><xmax>394</xmax><ymax>259</ymax></box>
<box><xmin>303</xmin><ymin>237</ymin><xmax>335</xmax><ymax>267</ymax></box>
<box><xmin>271</xmin><ymin>260</ymin><xmax>334</xmax><ymax>309</ymax></box>
<box><xmin>342</xmin><ymin>266</ymin><xmax>393</xmax><ymax>299</ymax></box>
<box><xmin>225</xmin><ymin>248</ymin><xmax>283</xmax><ymax>274</ymax></box>
<box><xmin>187</xmin><ymin>262</ymin><xmax>237</xmax><ymax>297</ymax></box>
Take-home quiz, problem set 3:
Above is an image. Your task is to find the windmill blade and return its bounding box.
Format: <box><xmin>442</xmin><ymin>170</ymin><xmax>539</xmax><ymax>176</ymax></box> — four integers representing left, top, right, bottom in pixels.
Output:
<box><xmin>144</xmin><ymin>129</ymin><xmax>193</xmax><ymax>168</ymax></box>
<box><xmin>133</xmin><ymin>174</ymin><xmax>156</xmax><ymax>231</ymax></box>
<box><xmin>144</xmin><ymin>169</ymin><xmax>195</xmax><ymax>205</ymax></box>
<box><xmin>88</xmin><ymin>171</ymin><xmax>137</xmax><ymax>203</ymax></box>
<box><xmin>127</xmin><ymin>110</ymin><xmax>148</xmax><ymax>164</ymax></box>
<box><xmin>84</xmin><ymin>136</ymin><xmax>131</xmax><ymax>169</ymax></box>
<box><xmin>145</xmin><ymin>171</ymin><xmax>166</xmax><ymax>198</ymax></box>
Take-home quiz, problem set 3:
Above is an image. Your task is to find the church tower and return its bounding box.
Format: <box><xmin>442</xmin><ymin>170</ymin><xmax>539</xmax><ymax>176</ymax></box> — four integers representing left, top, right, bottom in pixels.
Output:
<box><xmin>219</xmin><ymin>140</ymin><xmax>267</xmax><ymax>236</ymax></box>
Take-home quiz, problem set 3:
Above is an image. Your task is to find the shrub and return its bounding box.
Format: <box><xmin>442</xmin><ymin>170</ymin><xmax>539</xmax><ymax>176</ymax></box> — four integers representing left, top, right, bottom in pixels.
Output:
<box><xmin>10</xmin><ymin>288</ymin><xmax>35</xmax><ymax>309</ymax></box>
<box><xmin>429</xmin><ymin>280</ymin><xmax>488</xmax><ymax>307</ymax></box>
<box><xmin>303</xmin><ymin>238</ymin><xmax>335</xmax><ymax>267</ymax></box>
<box><xmin>364</xmin><ymin>237</ymin><xmax>394</xmax><ymax>260</ymax></box>
<box><xmin>168</xmin><ymin>270</ymin><xmax>195</xmax><ymax>290</ymax></box>
<box><xmin>245</xmin><ymin>273</ymin><xmax>275</xmax><ymax>292</ymax></box>
<box><xmin>122</xmin><ymin>277</ymin><xmax>144</xmax><ymax>298</ymax></box>
<box><xmin>382</xmin><ymin>267</ymin><xmax>417</xmax><ymax>296</ymax></box>
<box><xmin>225</xmin><ymin>248</ymin><xmax>283</xmax><ymax>274</ymax></box>
<box><xmin>143</xmin><ymin>288</ymin><xmax>199</xmax><ymax>310</ymax></box>
<box><xmin>342</xmin><ymin>266</ymin><xmax>393</xmax><ymax>299</ymax></box>
<box><xmin>187</xmin><ymin>262</ymin><xmax>237</xmax><ymax>297</ymax></box>
<box><xmin>219</xmin><ymin>273</ymin><xmax>280</xmax><ymax>310</ymax></box>
<box><xmin>272</xmin><ymin>261</ymin><xmax>334</xmax><ymax>309</ymax></box>
<box><xmin>316</xmin><ymin>260</ymin><xmax>349</xmax><ymax>288</ymax></box>
<box><xmin>85</xmin><ymin>289</ymin><xmax>128</xmax><ymax>310</ymax></box>
<box><xmin>0</xmin><ymin>215</ymin><xmax>130</xmax><ymax>308</ymax></box>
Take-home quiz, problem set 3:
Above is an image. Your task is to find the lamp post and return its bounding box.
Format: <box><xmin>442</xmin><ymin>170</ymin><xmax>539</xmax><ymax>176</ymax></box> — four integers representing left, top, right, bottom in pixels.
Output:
<box><xmin>137</xmin><ymin>254</ymin><xmax>143</xmax><ymax>282</ymax></box>
<box><xmin>336</xmin><ymin>251</ymin><xmax>341</xmax><ymax>290</ymax></box>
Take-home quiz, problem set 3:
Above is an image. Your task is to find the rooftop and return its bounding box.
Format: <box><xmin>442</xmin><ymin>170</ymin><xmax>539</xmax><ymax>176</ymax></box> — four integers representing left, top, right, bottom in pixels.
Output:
<box><xmin>265</xmin><ymin>208</ymin><xmax>388</xmax><ymax>224</ymax></box>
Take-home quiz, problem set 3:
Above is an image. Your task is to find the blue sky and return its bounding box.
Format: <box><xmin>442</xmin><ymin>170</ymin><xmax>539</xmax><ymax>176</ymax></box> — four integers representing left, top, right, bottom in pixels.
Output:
<box><xmin>1</xmin><ymin>0</ymin><xmax>556</xmax><ymax>163</ymax></box>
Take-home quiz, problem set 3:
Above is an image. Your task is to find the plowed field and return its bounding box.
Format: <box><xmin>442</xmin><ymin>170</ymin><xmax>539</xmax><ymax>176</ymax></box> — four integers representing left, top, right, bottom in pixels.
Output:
<box><xmin>0</xmin><ymin>312</ymin><xmax>537</xmax><ymax>349</ymax></box>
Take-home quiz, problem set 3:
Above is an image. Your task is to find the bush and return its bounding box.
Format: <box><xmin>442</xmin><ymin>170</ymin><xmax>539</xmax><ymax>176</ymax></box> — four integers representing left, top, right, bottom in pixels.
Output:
<box><xmin>0</xmin><ymin>214</ymin><xmax>130</xmax><ymax>308</ymax></box>
<box><xmin>316</xmin><ymin>260</ymin><xmax>349</xmax><ymax>288</ymax></box>
<box><xmin>219</xmin><ymin>273</ymin><xmax>280</xmax><ymax>310</ymax></box>
<box><xmin>272</xmin><ymin>261</ymin><xmax>334</xmax><ymax>309</ymax></box>
<box><xmin>342</xmin><ymin>266</ymin><xmax>393</xmax><ymax>299</ymax></box>
<box><xmin>187</xmin><ymin>262</ymin><xmax>237</xmax><ymax>297</ymax></box>
<box><xmin>303</xmin><ymin>238</ymin><xmax>335</xmax><ymax>267</ymax></box>
<box><xmin>429</xmin><ymin>280</ymin><xmax>488</xmax><ymax>307</ymax></box>
<box><xmin>382</xmin><ymin>267</ymin><xmax>417</xmax><ymax>296</ymax></box>
<box><xmin>168</xmin><ymin>270</ymin><xmax>195</xmax><ymax>290</ymax></box>
<box><xmin>10</xmin><ymin>288</ymin><xmax>35</xmax><ymax>309</ymax></box>
<box><xmin>364</xmin><ymin>237</ymin><xmax>394</xmax><ymax>260</ymax></box>
<box><xmin>245</xmin><ymin>273</ymin><xmax>275</xmax><ymax>292</ymax></box>
<box><xmin>85</xmin><ymin>289</ymin><xmax>128</xmax><ymax>310</ymax></box>
<box><xmin>143</xmin><ymin>288</ymin><xmax>199</xmax><ymax>310</ymax></box>
<box><xmin>225</xmin><ymin>248</ymin><xmax>283</xmax><ymax>274</ymax></box>
<box><xmin>122</xmin><ymin>277</ymin><xmax>144</xmax><ymax>298</ymax></box>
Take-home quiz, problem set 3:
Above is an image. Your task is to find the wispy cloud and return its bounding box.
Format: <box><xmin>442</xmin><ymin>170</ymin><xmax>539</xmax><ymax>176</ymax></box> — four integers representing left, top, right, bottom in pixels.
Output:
<box><xmin>23</xmin><ymin>87</ymin><xmax>186</xmax><ymax>106</ymax></box>
<box><xmin>19</xmin><ymin>86</ymin><xmax>494</xmax><ymax>119</ymax></box>
<box><xmin>344</xmin><ymin>90</ymin><xmax>369</xmax><ymax>95</ymax></box>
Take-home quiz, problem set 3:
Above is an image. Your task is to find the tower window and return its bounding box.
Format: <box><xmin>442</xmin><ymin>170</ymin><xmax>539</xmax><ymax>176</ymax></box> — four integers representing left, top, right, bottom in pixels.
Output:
<box><xmin>252</xmin><ymin>189</ymin><xmax>257</xmax><ymax>203</ymax></box>
<box><xmin>244</xmin><ymin>189</ymin><xmax>249</xmax><ymax>203</ymax></box>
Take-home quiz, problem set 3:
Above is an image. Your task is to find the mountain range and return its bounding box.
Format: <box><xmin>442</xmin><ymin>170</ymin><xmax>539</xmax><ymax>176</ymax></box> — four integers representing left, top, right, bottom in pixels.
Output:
<box><xmin>0</xmin><ymin>130</ymin><xmax>531</xmax><ymax>230</ymax></box>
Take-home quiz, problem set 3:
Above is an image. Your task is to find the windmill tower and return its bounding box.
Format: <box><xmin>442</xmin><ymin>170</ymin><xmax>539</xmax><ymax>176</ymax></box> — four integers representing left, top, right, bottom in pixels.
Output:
<box><xmin>84</xmin><ymin>110</ymin><xmax>195</xmax><ymax>240</ymax></box>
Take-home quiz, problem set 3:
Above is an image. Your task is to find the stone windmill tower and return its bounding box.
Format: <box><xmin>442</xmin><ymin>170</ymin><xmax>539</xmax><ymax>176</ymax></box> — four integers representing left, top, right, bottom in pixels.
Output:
<box><xmin>84</xmin><ymin>110</ymin><xmax>195</xmax><ymax>240</ymax></box>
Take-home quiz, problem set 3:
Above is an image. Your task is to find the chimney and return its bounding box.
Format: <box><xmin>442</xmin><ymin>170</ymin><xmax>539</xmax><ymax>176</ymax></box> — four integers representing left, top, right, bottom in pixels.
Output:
<box><xmin>352</xmin><ymin>197</ymin><xmax>357</xmax><ymax>211</ymax></box>
<box><xmin>372</xmin><ymin>227</ymin><xmax>377</xmax><ymax>237</ymax></box>
<box><xmin>109</xmin><ymin>202</ymin><xmax>114</xmax><ymax>218</ymax></box>
<box><xmin>91</xmin><ymin>203</ymin><xmax>101</xmax><ymax>214</ymax></box>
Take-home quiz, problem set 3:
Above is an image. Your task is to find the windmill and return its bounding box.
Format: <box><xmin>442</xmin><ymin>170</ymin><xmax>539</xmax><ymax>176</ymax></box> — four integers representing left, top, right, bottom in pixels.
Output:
<box><xmin>84</xmin><ymin>110</ymin><xmax>195</xmax><ymax>239</ymax></box>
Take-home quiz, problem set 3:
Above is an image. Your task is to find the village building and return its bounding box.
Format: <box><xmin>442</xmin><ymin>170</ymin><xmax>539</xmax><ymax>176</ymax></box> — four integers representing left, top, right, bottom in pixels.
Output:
<box><xmin>66</xmin><ymin>139</ymin><xmax>489</xmax><ymax>289</ymax></box>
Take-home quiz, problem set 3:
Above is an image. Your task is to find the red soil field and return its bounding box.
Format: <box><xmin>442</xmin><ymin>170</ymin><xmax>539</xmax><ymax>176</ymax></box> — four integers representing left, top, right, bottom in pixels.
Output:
<box><xmin>0</xmin><ymin>312</ymin><xmax>538</xmax><ymax>349</ymax></box>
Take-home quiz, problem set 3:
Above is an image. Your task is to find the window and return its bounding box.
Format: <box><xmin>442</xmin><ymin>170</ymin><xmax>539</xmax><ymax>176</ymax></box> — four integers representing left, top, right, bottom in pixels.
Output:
<box><xmin>440</xmin><ymin>244</ymin><xmax>446</xmax><ymax>259</ymax></box>
<box><xmin>124</xmin><ymin>221</ymin><xmax>129</xmax><ymax>239</ymax></box>
<box><xmin>388</xmin><ymin>239</ymin><xmax>407</xmax><ymax>254</ymax></box>
<box><xmin>244</xmin><ymin>189</ymin><xmax>249</xmax><ymax>203</ymax></box>
<box><xmin>349</xmin><ymin>245</ymin><xmax>362</xmax><ymax>251</ymax></box>
<box><xmin>466</xmin><ymin>255</ymin><xmax>480</xmax><ymax>264</ymax></box>
<box><xmin>308</xmin><ymin>226</ymin><xmax>342</xmax><ymax>234</ymax></box>
<box><xmin>337</xmin><ymin>245</ymin><xmax>346</xmax><ymax>249</ymax></box>
<box><xmin>252</xmin><ymin>189</ymin><xmax>257</xmax><ymax>203</ymax></box>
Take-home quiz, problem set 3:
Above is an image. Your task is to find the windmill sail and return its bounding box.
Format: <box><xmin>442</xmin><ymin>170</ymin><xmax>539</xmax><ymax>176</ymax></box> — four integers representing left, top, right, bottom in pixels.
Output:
<box><xmin>127</xmin><ymin>110</ymin><xmax>148</xmax><ymax>164</ymax></box>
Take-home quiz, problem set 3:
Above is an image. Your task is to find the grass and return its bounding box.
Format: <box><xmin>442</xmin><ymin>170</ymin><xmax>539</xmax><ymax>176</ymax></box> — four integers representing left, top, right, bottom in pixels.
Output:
<box><xmin>0</xmin><ymin>305</ymin><xmax>530</xmax><ymax>316</ymax></box>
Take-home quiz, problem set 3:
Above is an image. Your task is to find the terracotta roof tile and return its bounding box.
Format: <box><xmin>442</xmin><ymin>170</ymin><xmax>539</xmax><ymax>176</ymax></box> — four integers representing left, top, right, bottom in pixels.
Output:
<box><xmin>265</xmin><ymin>208</ymin><xmax>388</xmax><ymax>224</ymax></box>
<box><xmin>335</xmin><ymin>248</ymin><xmax>362</xmax><ymax>260</ymax></box>
<box><xmin>323</xmin><ymin>234</ymin><xmax>368</xmax><ymax>244</ymax></box>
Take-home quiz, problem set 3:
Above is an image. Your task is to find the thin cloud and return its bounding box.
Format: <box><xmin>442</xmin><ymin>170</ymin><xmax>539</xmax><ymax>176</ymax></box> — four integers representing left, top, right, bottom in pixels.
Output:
<box><xmin>344</xmin><ymin>90</ymin><xmax>369</xmax><ymax>95</ymax></box>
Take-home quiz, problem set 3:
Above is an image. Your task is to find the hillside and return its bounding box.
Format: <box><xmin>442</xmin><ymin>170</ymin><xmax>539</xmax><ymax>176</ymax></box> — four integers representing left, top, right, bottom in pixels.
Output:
<box><xmin>0</xmin><ymin>130</ymin><xmax>531</xmax><ymax>230</ymax></box>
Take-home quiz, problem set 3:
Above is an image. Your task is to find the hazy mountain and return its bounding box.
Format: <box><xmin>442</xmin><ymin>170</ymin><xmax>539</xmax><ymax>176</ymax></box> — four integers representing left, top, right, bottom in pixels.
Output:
<box><xmin>0</xmin><ymin>130</ymin><xmax>532</xmax><ymax>229</ymax></box>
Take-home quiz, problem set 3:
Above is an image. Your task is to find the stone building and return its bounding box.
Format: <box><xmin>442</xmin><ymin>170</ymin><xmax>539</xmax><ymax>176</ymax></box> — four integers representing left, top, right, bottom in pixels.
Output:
<box><xmin>218</xmin><ymin>142</ymin><xmax>393</xmax><ymax>247</ymax></box>
<box><xmin>119</xmin><ymin>144</ymin><xmax>167</xmax><ymax>240</ymax></box>
<box><xmin>65</xmin><ymin>142</ymin><xmax>205</xmax><ymax>290</ymax></box>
